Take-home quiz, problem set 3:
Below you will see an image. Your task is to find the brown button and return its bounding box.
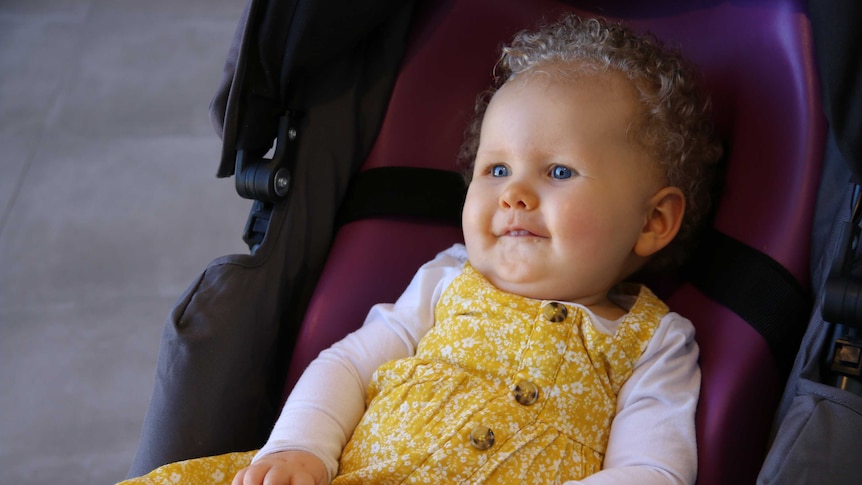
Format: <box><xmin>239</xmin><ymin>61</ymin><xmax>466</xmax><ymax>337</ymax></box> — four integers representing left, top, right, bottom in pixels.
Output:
<box><xmin>543</xmin><ymin>302</ymin><xmax>568</xmax><ymax>322</ymax></box>
<box><xmin>514</xmin><ymin>380</ymin><xmax>539</xmax><ymax>406</ymax></box>
<box><xmin>469</xmin><ymin>425</ymin><xmax>495</xmax><ymax>450</ymax></box>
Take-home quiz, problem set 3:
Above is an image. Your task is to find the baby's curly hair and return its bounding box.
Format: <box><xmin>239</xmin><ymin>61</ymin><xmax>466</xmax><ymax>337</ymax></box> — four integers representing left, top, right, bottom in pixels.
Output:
<box><xmin>459</xmin><ymin>15</ymin><xmax>723</xmax><ymax>271</ymax></box>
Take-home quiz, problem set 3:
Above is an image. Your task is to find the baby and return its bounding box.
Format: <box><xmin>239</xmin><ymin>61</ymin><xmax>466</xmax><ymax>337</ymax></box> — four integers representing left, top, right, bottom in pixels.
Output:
<box><xmin>121</xmin><ymin>13</ymin><xmax>720</xmax><ymax>485</ymax></box>
<box><xmin>235</xmin><ymin>14</ymin><xmax>720</xmax><ymax>485</ymax></box>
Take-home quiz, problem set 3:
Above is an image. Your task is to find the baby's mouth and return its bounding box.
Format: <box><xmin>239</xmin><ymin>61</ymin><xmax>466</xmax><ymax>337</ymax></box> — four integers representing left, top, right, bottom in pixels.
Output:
<box><xmin>499</xmin><ymin>227</ymin><xmax>546</xmax><ymax>238</ymax></box>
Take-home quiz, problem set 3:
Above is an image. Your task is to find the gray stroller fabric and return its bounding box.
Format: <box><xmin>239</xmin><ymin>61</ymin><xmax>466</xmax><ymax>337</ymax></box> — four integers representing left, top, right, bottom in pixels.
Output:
<box><xmin>757</xmin><ymin>136</ymin><xmax>862</xmax><ymax>484</ymax></box>
<box><xmin>758</xmin><ymin>1</ymin><xmax>862</xmax><ymax>482</ymax></box>
<box><xmin>127</xmin><ymin>0</ymin><xmax>414</xmax><ymax>476</ymax></box>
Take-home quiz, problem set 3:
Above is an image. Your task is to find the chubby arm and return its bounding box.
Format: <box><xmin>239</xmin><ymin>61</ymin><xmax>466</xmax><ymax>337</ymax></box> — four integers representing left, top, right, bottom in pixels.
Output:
<box><xmin>569</xmin><ymin>313</ymin><xmax>701</xmax><ymax>485</ymax></box>
<box><xmin>235</xmin><ymin>245</ymin><xmax>467</xmax><ymax>484</ymax></box>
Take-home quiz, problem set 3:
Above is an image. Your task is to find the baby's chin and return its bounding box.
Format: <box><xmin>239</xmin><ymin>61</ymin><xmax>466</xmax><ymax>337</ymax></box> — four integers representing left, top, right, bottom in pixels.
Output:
<box><xmin>474</xmin><ymin>263</ymin><xmax>615</xmax><ymax>308</ymax></box>
<box><xmin>477</xmin><ymin>266</ymin><xmax>560</xmax><ymax>300</ymax></box>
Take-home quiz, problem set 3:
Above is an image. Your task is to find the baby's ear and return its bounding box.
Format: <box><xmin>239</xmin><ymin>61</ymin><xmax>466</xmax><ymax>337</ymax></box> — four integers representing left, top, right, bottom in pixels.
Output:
<box><xmin>634</xmin><ymin>186</ymin><xmax>685</xmax><ymax>257</ymax></box>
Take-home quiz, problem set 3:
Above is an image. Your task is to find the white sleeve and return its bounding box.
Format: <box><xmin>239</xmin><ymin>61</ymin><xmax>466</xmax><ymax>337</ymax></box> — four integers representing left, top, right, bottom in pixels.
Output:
<box><xmin>566</xmin><ymin>312</ymin><xmax>700</xmax><ymax>485</ymax></box>
<box><xmin>253</xmin><ymin>244</ymin><xmax>467</xmax><ymax>479</ymax></box>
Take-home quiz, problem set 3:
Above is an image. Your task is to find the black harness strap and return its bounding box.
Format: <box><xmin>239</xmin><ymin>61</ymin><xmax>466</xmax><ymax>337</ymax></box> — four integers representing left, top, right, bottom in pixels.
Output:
<box><xmin>336</xmin><ymin>167</ymin><xmax>467</xmax><ymax>227</ymax></box>
<box><xmin>684</xmin><ymin>228</ymin><xmax>811</xmax><ymax>376</ymax></box>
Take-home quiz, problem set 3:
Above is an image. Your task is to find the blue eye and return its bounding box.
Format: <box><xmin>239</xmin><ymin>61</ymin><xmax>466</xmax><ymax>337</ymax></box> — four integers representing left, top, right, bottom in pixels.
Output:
<box><xmin>551</xmin><ymin>165</ymin><xmax>574</xmax><ymax>179</ymax></box>
<box><xmin>491</xmin><ymin>165</ymin><xmax>510</xmax><ymax>177</ymax></box>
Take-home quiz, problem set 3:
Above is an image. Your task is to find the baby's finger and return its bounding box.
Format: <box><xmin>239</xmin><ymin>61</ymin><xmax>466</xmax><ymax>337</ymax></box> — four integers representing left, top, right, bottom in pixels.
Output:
<box><xmin>234</xmin><ymin>464</ymin><xmax>269</xmax><ymax>485</ymax></box>
<box><xmin>287</xmin><ymin>471</ymin><xmax>318</xmax><ymax>485</ymax></box>
<box><xmin>231</xmin><ymin>467</ymin><xmax>247</xmax><ymax>485</ymax></box>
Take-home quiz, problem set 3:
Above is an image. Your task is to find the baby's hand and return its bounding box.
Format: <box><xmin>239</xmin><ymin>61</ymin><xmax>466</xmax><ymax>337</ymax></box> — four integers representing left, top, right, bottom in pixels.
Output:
<box><xmin>232</xmin><ymin>450</ymin><xmax>328</xmax><ymax>485</ymax></box>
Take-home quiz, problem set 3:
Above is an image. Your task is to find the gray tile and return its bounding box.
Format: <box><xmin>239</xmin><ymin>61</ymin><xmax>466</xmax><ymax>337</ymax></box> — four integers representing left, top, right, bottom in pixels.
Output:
<box><xmin>0</xmin><ymin>17</ymin><xmax>82</xmax><ymax>130</ymax></box>
<box><xmin>0</xmin><ymin>0</ymin><xmax>94</xmax><ymax>21</ymax></box>
<box><xmin>0</xmin><ymin>132</ymin><xmax>36</xmax><ymax>228</ymax></box>
<box><xmin>0</xmin><ymin>9</ymin><xmax>84</xmax><ymax>222</ymax></box>
<box><xmin>91</xmin><ymin>0</ymin><xmax>246</xmax><ymax>20</ymax></box>
<box><xmin>0</xmin><ymin>132</ymin><xmax>250</xmax><ymax>483</ymax></box>
<box><xmin>0</xmin><ymin>0</ymin><xmax>244</xmax><ymax>21</ymax></box>
<box><xmin>46</xmin><ymin>15</ymin><xmax>239</xmax><ymax>139</ymax></box>
<box><xmin>0</xmin><ymin>1</ymin><xmax>252</xmax><ymax>483</ymax></box>
<box><xmin>0</xmin><ymin>296</ymin><xmax>178</xmax><ymax>485</ymax></box>
<box><xmin>0</xmin><ymin>134</ymin><xmax>250</xmax><ymax>311</ymax></box>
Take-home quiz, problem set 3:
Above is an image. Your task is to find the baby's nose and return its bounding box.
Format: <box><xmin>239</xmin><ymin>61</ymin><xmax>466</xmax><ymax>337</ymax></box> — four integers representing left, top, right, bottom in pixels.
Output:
<box><xmin>499</xmin><ymin>181</ymin><xmax>538</xmax><ymax>210</ymax></box>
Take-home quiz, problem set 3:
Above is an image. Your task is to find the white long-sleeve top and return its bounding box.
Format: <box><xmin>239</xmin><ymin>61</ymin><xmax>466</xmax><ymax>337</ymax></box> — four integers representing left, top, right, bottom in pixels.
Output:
<box><xmin>255</xmin><ymin>244</ymin><xmax>700</xmax><ymax>484</ymax></box>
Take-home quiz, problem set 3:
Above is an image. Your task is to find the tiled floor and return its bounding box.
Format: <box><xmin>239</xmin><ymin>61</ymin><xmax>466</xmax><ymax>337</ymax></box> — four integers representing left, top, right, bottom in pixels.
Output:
<box><xmin>0</xmin><ymin>1</ymin><xmax>250</xmax><ymax>483</ymax></box>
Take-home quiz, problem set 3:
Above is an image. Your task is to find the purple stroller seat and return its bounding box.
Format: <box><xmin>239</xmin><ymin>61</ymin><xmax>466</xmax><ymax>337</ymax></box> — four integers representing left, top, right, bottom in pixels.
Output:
<box><xmin>285</xmin><ymin>1</ymin><xmax>824</xmax><ymax>484</ymax></box>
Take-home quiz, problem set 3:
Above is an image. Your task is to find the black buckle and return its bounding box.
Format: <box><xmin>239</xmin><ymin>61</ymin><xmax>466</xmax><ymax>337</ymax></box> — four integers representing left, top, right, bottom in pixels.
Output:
<box><xmin>242</xmin><ymin>200</ymin><xmax>273</xmax><ymax>251</ymax></box>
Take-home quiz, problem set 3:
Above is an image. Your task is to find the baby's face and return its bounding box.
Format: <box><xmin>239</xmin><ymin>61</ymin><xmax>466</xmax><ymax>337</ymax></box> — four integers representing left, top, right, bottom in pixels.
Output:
<box><xmin>462</xmin><ymin>69</ymin><xmax>666</xmax><ymax>310</ymax></box>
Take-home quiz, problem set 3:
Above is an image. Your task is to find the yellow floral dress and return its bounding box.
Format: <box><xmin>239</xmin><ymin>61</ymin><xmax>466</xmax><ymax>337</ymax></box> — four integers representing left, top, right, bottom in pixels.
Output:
<box><xmin>117</xmin><ymin>450</ymin><xmax>257</xmax><ymax>485</ymax></box>
<box><xmin>332</xmin><ymin>263</ymin><xmax>664</xmax><ymax>484</ymax></box>
<box><xmin>120</xmin><ymin>262</ymin><xmax>665</xmax><ymax>485</ymax></box>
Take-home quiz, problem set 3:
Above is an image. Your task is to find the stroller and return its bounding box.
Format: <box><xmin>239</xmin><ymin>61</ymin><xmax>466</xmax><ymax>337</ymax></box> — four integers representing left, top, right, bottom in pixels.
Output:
<box><xmin>129</xmin><ymin>0</ymin><xmax>862</xmax><ymax>483</ymax></box>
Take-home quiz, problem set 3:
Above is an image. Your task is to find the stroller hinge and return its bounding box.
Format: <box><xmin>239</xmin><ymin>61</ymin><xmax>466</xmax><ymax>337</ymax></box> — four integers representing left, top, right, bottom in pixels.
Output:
<box><xmin>823</xmin><ymin>183</ymin><xmax>862</xmax><ymax>395</ymax></box>
<box><xmin>235</xmin><ymin>113</ymin><xmax>298</xmax><ymax>202</ymax></box>
<box><xmin>823</xmin><ymin>184</ymin><xmax>862</xmax><ymax>326</ymax></box>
